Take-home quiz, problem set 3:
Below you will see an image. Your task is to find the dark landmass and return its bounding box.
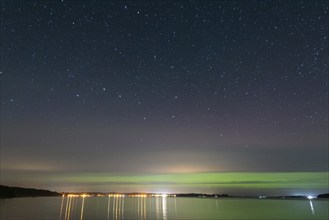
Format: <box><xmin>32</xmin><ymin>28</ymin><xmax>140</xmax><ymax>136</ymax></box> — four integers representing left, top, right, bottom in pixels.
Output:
<box><xmin>61</xmin><ymin>192</ymin><xmax>328</xmax><ymax>200</ymax></box>
<box><xmin>1</xmin><ymin>185</ymin><xmax>327</xmax><ymax>200</ymax></box>
<box><xmin>264</xmin><ymin>195</ymin><xmax>311</xmax><ymax>200</ymax></box>
<box><xmin>317</xmin><ymin>193</ymin><xmax>329</xmax><ymax>198</ymax></box>
<box><xmin>175</xmin><ymin>193</ymin><xmax>229</xmax><ymax>198</ymax></box>
<box><xmin>0</xmin><ymin>185</ymin><xmax>60</xmax><ymax>198</ymax></box>
<box><xmin>174</xmin><ymin>194</ymin><xmax>328</xmax><ymax>200</ymax></box>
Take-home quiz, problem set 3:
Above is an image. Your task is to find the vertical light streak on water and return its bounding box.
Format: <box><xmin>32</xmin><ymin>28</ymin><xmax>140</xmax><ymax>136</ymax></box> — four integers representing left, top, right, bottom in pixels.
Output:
<box><xmin>112</xmin><ymin>197</ymin><xmax>115</xmax><ymax>220</ymax></box>
<box><xmin>144</xmin><ymin>197</ymin><xmax>147</xmax><ymax>220</ymax></box>
<box><xmin>64</xmin><ymin>196</ymin><xmax>70</xmax><ymax>220</ymax></box>
<box><xmin>70</xmin><ymin>197</ymin><xmax>75</xmax><ymax>220</ymax></box>
<box><xmin>118</xmin><ymin>197</ymin><xmax>122</xmax><ymax>219</ymax></box>
<box><xmin>155</xmin><ymin>197</ymin><xmax>160</xmax><ymax>220</ymax></box>
<box><xmin>107</xmin><ymin>196</ymin><xmax>111</xmax><ymax>220</ymax></box>
<box><xmin>115</xmin><ymin>197</ymin><xmax>118</xmax><ymax>220</ymax></box>
<box><xmin>67</xmin><ymin>196</ymin><xmax>73</xmax><ymax>220</ymax></box>
<box><xmin>116</xmin><ymin>196</ymin><xmax>121</xmax><ymax>220</ymax></box>
<box><xmin>80</xmin><ymin>197</ymin><xmax>85</xmax><ymax>220</ymax></box>
<box><xmin>139</xmin><ymin>197</ymin><xmax>146</xmax><ymax>220</ymax></box>
<box><xmin>121</xmin><ymin>196</ymin><xmax>125</xmax><ymax>219</ymax></box>
<box><xmin>137</xmin><ymin>198</ymin><xmax>141</xmax><ymax>218</ymax></box>
<box><xmin>72</xmin><ymin>197</ymin><xmax>76</xmax><ymax>217</ymax></box>
<box><xmin>309</xmin><ymin>199</ymin><xmax>315</xmax><ymax>215</ymax></box>
<box><xmin>140</xmin><ymin>197</ymin><xmax>145</xmax><ymax>220</ymax></box>
<box><xmin>216</xmin><ymin>200</ymin><xmax>219</xmax><ymax>209</ymax></box>
<box><xmin>119</xmin><ymin>197</ymin><xmax>122</xmax><ymax>220</ymax></box>
<box><xmin>59</xmin><ymin>195</ymin><xmax>65</xmax><ymax>219</ymax></box>
<box><xmin>139</xmin><ymin>197</ymin><xmax>142</xmax><ymax>220</ymax></box>
<box><xmin>114</xmin><ymin>197</ymin><xmax>117</xmax><ymax>220</ymax></box>
<box><xmin>162</xmin><ymin>196</ymin><xmax>167</xmax><ymax>220</ymax></box>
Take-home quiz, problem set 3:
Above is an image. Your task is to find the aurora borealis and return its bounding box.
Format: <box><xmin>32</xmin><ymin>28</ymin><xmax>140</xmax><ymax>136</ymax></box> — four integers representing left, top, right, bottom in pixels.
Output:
<box><xmin>1</xmin><ymin>1</ymin><xmax>328</xmax><ymax>195</ymax></box>
<box><xmin>3</xmin><ymin>171</ymin><xmax>328</xmax><ymax>196</ymax></box>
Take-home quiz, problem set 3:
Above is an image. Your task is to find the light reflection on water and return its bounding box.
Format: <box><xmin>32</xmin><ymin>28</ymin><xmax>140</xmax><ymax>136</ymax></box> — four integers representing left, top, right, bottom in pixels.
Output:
<box><xmin>1</xmin><ymin>196</ymin><xmax>328</xmax><ymax>220</ymax></box>
<box><xmin>80</xmin><ymin>196</ymin><xmax>85</xmax><ymax>220</ymax></box>
<box><xmin>309</xmin><ymin>199</ymin><xmax>315</xmax><ymax>215</ymax></box>
<box><xmin>59</xmin><ymin>195</ymin><xmax>172</xmax><ymax>220</ymax></box>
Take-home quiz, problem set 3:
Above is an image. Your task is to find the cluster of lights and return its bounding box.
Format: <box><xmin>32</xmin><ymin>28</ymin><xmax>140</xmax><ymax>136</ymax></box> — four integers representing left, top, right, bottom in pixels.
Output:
<box><xmin>81</xmin><ymin>194</ymin><xmax>92</xmax><ymax>198</ymax></box>
<box><xmin>153</xmin><ymin>194</ymin><xmax>169</xmax><ymax>197</ymax></box>
<box><xmin>108</xmin><ymin>194</ymin><xmax>125</xmax><ymax>197</ymax></box>
<box><xmin>127</xmin><ymin>194</ymin><xmax>147</xmax><ymax>197</ymax></box>
<box><xmin>66</xmin><ymin>194</ymin><xmax>79</xmax><ymax>197</ymax></box>
<box><xmin>63</xmin><ymin>194</ymin><xmax>91</xmax><ymax>198</ymax></box>
<box><xmin>62</xmin><ymin>193</ymin><xmax>176</xmax><ymax>198</ymax></box>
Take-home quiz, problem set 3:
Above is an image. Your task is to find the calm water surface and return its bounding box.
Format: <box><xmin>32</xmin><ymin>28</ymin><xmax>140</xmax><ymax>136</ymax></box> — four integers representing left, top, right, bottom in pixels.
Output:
<box><xmin>1</xmin><ymin>196</ymin><xmax>328</xmax><ymax>220</ymax></box>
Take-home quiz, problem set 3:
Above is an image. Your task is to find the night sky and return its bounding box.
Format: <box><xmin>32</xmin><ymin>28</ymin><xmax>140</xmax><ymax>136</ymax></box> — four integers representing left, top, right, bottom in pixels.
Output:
<box><xmin>1</xmin><ymin>1</ymin><xmax>328</xmax><ymax>195</ymax></box>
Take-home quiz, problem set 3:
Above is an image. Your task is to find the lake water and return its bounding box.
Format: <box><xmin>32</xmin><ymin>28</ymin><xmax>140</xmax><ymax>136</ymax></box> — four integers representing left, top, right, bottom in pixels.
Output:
<box><xmin>1</xmin><ymin>196</ymin><xmax>328</xmax><ymax>220</ymax></box>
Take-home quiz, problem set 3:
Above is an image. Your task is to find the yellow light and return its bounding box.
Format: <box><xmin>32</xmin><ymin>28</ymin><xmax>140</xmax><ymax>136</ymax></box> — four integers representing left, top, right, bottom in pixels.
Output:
<box><xmin>81</xmin><ymin>194</ymin><xmax>90</xmax><ymax>198</ymax></box>
<box><xmin>67</xmin><ymin>194</ymin><xmax>79</xmax><ymax>197</ymax></box>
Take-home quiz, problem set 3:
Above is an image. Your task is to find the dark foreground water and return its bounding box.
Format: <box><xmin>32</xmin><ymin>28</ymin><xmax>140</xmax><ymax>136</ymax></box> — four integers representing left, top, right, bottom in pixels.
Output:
<box><xmin>1</xmin><ymin>196</ymin><xmax>328</xmax><ymax>220</ymax></box>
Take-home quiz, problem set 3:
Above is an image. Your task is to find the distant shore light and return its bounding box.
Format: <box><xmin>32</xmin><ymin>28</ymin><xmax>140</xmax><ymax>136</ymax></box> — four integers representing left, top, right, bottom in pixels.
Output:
<box><xmin>307</xmin><ymin>195</ymin><xmax>314</xmax><ymax>200</ymax></box>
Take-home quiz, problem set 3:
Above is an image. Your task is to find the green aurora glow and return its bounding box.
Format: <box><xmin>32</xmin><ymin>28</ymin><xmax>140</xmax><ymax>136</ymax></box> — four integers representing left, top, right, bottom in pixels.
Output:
<box><xmin>50</xmin><ymin>172</ymin><xmax>328</xmax><ymax>191</ymax></box>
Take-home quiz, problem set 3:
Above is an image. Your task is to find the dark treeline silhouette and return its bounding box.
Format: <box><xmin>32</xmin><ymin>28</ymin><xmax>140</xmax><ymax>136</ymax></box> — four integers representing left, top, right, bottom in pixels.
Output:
<box><xmin>1</xmin><ymin>185</ymin><xmax>327</xmax><ymax>199</ymax></box>
<box><xmin>317</xmin><ymin>193</ymin><xmax>329</xmax><ymax>198</ymax></box>
<box><xmin>0</xmin><ymin>185</ymin><xmax>60</xmax><ymax>198</ymax></box>
<box><xmin>175</xmin><ymin>193</ymin><xmax>229</xmax><ymax>198</ymax></box>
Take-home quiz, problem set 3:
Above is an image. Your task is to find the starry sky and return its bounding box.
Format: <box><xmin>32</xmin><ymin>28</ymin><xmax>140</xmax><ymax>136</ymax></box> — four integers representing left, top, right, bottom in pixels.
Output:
<box><xmin>1</xmin><ymin>0</ymin><xmax>328</xmax><ymax>195</ymax></box>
